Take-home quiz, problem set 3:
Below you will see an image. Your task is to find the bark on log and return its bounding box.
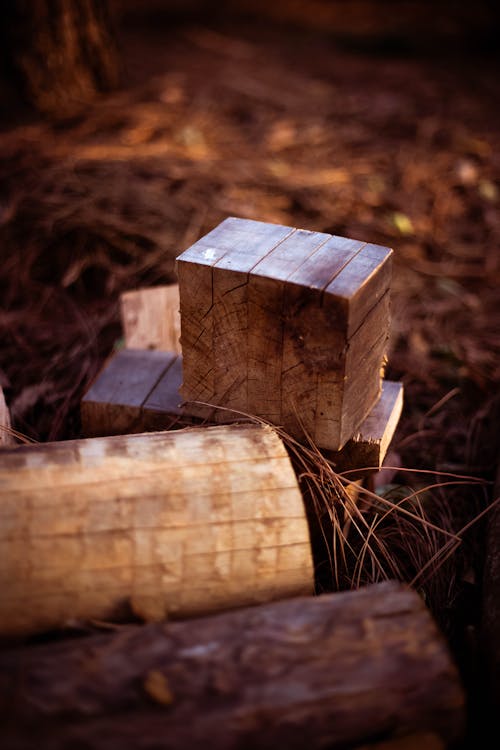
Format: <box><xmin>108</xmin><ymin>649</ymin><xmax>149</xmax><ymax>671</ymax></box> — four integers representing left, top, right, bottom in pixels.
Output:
<box><xmin>0</xmin><ymin>581</ymin><xmax>465</xmax><ymax>750</ymax></box>
<box><xmin>0</xmin><ymin>424</ymin><xmax>313</xmax><ymax>636</ymax></box>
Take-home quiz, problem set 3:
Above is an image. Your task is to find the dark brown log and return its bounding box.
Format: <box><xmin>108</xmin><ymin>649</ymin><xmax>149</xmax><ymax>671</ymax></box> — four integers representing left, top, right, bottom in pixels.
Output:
<box><xmin>4</xmin><ymin>0</ymin><xmax>119</xmax><ymax>118</ymax></box>
<box><xmin>0</xmin><ymin>581</ymin><xmax>465</xmax><ymax>749</ymax></box>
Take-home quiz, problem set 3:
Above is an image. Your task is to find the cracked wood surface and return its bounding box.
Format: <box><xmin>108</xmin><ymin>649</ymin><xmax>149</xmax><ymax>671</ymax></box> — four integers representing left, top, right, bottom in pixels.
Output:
<box><xmin>80</xmin><ymin>348</ymin><xmax>402</xmax><ymax>473</ymax></box>
<box><xmin>0</xmin><ymin>582</ymin><xmax>465</xmax><ymax>750</ymax></box>
<box><xmin>0</xmin><ymin>386</ymin><xmax>15</xmax><ymax>447</ymax></box>
<box><xmin>176</xmin><ymin>217</ymin><xmax>392</xmax><ymax>450</ymax></box>
<box><xmin>0</xmin><ymin>424</ymin><xmax>313</xmax><ymax>636</ymax></box>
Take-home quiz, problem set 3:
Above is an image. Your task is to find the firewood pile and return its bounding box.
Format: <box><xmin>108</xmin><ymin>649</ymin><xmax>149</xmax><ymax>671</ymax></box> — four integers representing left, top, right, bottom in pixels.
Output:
<box><xmin>0</xmin><ymin>218</ymin><xmax>472</xmax><ymax>748</ymax></box>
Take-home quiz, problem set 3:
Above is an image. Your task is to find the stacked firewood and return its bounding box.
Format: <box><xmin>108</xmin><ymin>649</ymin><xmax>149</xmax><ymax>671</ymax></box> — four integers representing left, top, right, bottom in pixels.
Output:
<box><xmin>0</xmin><ymin>219</ymin><xmax>470</xmax><ymax>748</ymax></box>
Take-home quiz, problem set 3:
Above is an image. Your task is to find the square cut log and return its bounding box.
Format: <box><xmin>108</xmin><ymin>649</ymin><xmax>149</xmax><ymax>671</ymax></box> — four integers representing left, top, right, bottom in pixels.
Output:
<box><xmin>81</xmin><ymin>349</ymin><xmax>402</xmax><ymax>475</ymax></box>
<box><xmin>176</xmin><ymin>217</ymin><xmax>392</xmax><ymax>451</ymax></box>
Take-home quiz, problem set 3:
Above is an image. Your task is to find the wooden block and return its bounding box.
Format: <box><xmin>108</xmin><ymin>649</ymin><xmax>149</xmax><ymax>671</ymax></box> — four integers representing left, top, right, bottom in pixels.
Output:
<box><xmin>81</xmin><ymin>349</ymin><xmax>187</xmax><ymax>437</ymax></box>
<box><xmin>81</xmin><ymin>349</ymin><xmax>402</xmax><ymax>478</ymax></box>
<box><xmin>0</xmin><ymin>423</ymin><xmax>313</xmax><ymax>636</ymax></box>
<box><xmin>328</xmin><ymin>380</ymin><xmax>403</xmax><ymax>473</ymax></box>
<box><xmin>0</xmin><ymin>386</ymin><xmax>15</xmax><ymax>447</ymax></box>
<box><xmin>177</xmin><ymin>217</ymin><xmax>392</xmax><ymax>449</ymax></box>
<box><xmin>120</xmin><ymin>284</ymin><xmax>182</xmax><ymax>354</ymax></box>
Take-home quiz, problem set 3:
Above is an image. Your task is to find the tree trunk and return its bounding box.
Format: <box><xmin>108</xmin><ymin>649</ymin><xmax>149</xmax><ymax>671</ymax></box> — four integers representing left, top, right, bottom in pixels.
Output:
<box><xmin>0</xmin><ymin>581</ymin><xmax>465</xmax><ymax>749</ymax></box>
<box><xmin>5</xmin><ymin>0</ymin><xmax>119</xmax><ymax>118</ymax></box>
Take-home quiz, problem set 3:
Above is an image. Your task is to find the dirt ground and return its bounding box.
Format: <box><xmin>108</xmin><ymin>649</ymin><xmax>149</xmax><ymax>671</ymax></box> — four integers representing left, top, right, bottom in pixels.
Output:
<box><xmin>1</xmin><ymin>10</ymin><xmax>499</xmax><ymax>747</ymax></box>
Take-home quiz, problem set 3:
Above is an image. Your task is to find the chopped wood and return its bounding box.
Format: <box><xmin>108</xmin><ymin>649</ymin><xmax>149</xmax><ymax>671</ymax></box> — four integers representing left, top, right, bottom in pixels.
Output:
<box><xmin>0</xmin><ymin>581</ymin><xmax>465</xmax><ymax>750</ymax></box>
<box><xmin>0</xmin><ymin>424</ymin><xmax>313</xmax><ymax>636</ymax></box>
<box><xmin>120</xmin><ymin>284</ymin><xmax>182</xmax><ymax>354</ymax></box>
<box><xmin>177</xmin><ymin>217</ymin><xmax>392</xmax><ymax>450</ymax></box>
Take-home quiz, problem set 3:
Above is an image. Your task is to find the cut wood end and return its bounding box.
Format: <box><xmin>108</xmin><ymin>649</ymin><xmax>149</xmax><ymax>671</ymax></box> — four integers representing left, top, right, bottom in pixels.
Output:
<box><xmin>178</xmin><ymin>217</ymin><xmax>392</xmax><ymax>451</ymax></box>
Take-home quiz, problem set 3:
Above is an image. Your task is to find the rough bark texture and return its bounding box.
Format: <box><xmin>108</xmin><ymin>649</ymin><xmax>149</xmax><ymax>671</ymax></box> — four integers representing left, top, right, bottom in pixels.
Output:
<box><xmin>5</xmin><ymin>0</ymin><xmax>119</xmax><ymax>118</ymax></box>
<box><xmin>0</xmin><ymin>582</ymin><xmax>465</xmax><ymax>749</ymax></box>
<box><xmin>0</xmin><ymin>424</ymin><xmax>313</xmax><ymax>636</ymax></box>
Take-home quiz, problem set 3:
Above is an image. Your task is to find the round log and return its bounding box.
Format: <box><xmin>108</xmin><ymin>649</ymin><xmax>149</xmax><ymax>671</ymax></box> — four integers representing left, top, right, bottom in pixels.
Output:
<box><xmin>0</xmin><ymin>424</ymin><xmax>313</xmax><ymax>636</ymax></box>
<box><xmin>0</xmin><ymin>582</ymin><xmax>465</xmax><ymax>749</ymax></box>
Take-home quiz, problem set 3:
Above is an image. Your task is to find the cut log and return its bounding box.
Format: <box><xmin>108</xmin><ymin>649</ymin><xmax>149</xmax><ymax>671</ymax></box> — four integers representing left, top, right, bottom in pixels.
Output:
<box><xmin>0</xmin><ymin>581</ymin><xmax>465</xmax><ymax>749</ymax></box>
<box><xmin>120</xmin><ymin>284</ymin><xmax>182</xmax><ymax>354</ymax></box>
<box><xmin>0</xmin><ymin>386</ymin><xmax>15</xmax><ymax>447</ymax></box>
<box><xmin>176</xmin><ymin>217</ymin><xmax>392</xmax><ymax>450</ymax></box>
<box><xmin>0</xmin><ymin>424</ymin><xmax>313</xmax><ymax>636</ymax></box>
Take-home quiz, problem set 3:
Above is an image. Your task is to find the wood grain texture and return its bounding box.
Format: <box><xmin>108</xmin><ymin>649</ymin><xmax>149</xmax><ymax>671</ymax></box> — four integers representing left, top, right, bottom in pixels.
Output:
<box><xmin>80</xmin><ymin>352</ymin><xmax>403</xmax><ymax>477</ymax></box>
<box><xmin>0</xmin><ymin>581</ymin><xmax>465</xmax><ymax>750</ymax></box>
<box><xmin>176</xmin><ymin>217</ymin><xmax>392</xmax><ymax>450</ymax></box>
<box><xmin>120</xmin><ymin>284</ymin><xmax>182</xmax><ymax>354</ymax></box>
<box><xmin>177</xmin><ymin>260</ymin><xmax>215</xmax><ymax>419</ymax></box>
<box><xmin>81</xmin><ymin>348</ymin><xmax>181</xmax><ymax>437</ymax></box>
<box><xmin>0</xmin><ymin>424</ymin><xmax>313</xmax><ymax>636</ymax></box>
<box><xmin>328</xmin><ymin>380</ymin><xmax>404</xmax><ymax>472</ymax></box>
<box><xmin>247</xmin><ymin>229</ymin><xmax>330</xmax><ymax>422</ymax></box>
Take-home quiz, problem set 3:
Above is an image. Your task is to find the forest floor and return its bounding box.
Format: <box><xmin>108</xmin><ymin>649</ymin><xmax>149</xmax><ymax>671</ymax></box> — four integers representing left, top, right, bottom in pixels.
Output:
<box><xmin>0</xmin><ymin>11</ymin><xmax>499</xmax><ymax>748</ymax></box>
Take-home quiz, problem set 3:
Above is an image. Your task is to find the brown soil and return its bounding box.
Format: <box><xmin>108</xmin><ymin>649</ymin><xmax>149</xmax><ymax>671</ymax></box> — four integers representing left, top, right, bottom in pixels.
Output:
<box><xmin>1</xmin><ymin>10</ymin><xmax>499</xmax><ymax>747</ymax></box>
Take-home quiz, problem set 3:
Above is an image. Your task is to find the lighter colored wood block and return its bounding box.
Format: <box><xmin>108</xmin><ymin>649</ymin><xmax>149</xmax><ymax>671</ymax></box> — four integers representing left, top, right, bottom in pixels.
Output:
<box><xmin>80</xmin><ymin>350</ymin><xmax>402</xmax><ymax>479</ymax></box>
<box><xmin>0</xmin><ymin>423</ymin><xmax>313</xmax><ymax>636</ymax></box>
<box><xmin>0</xmin><ymin>386</ymin><xmax>15</xmax><ymax>447</ymax></box>
<box><xmin>177</xmin><ymin>217</ymin><xmax>392</xmax><ymax>449</ymax></box>
<box><xmin>120</xmin><ymin>284</ymin><xmax>182</xmax><ymax>354</ymax></box>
